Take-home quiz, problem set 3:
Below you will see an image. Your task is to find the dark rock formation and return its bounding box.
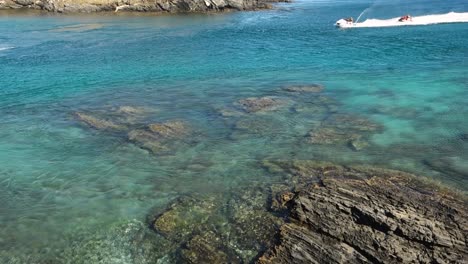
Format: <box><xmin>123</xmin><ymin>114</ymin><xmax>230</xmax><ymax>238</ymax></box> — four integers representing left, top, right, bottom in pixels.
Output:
<box><xmin>0</xmin><ymin>0</ymin><xmax>289</xmax><ymax>13</ymax></box>
<box><xmin>259</xmin><ymin>161</ymin><xmax>468</xmax><ymax>264</ymax></box>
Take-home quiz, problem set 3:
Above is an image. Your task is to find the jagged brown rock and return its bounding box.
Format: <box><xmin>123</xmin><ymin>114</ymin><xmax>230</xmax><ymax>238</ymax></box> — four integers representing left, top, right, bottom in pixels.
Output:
<box><xmin>258</xmin><ymin>162</ymin><xmax>468</xmax><ymax>264</ymax></box>
<box><xmin>1</xmin><ymin>0</ymin><xmax>288</xmax><ymax>13</ymax></box>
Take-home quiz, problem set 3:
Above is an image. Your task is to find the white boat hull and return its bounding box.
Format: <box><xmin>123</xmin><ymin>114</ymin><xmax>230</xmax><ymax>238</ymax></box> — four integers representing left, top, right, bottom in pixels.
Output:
<box><xmin>335</xmin><ymin>19</ymin><xmax>355</xmax><ymax>28</ymax></box>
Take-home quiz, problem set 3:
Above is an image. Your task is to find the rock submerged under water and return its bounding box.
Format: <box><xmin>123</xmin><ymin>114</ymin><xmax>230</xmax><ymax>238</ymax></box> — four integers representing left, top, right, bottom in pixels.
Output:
<box><xmin>1</xmin><ymin>0</ymin><xmax>289</xmax><ymax>13</ymax></box>
<box><xmin>74</xmin><ymin>106</ymin><xmax>195</xmax><ymax>154</ymax></box>
<box><xmin>74</xmin><ymin>112</ymin><xmax>127</xmax><ymax>131</ymax></box>
<box><xmin>128</xmin><ymin>121</ymin><xmax>192</xmax><ymax>154</ymax></box>
<box><xmin>307</xmin><ymin>114</ymin><xmax>382</xmax><ymax>150</ymax></box>
<box><xmin>236</xmin><ymin>96</ymin><xmax>289</xmax><ymax>113</ymax></box>
<box><xmin>259</xmin><ymin>161</ymin><xmax>468</xmax><ymax>264</ymax></box>
<box><xmin>282</xmin><ymin>84</ymin><xmax>324</xmax><ymax>93</ymax></box>
<box><xmin>148</xmin><ymin>188</ymin><xmax>281</xmax><ymax>263</ymax></box>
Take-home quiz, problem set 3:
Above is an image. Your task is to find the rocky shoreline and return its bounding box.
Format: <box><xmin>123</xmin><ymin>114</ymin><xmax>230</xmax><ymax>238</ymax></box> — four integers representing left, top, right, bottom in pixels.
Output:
<box><xmin>259</xmin><ymin>161</ymin><xmax>467</xmax><ymax>263</ymax></box>
<box><xmin>0</xmin><ymin>0</ymin><xmax>289</xmax><ymax>13</ymax></box>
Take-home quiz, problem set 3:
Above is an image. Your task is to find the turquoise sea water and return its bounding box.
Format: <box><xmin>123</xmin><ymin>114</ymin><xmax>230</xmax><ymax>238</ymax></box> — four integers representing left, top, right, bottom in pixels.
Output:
<box><xmin>1</xmin><ymin>0</ymin><xmax>467</xmax><ymax>262</ymax></box>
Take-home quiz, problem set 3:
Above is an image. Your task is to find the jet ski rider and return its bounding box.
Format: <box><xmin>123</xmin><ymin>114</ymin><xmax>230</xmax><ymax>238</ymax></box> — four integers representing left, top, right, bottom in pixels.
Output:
<box><xmin>399</xmin><ymin>14</ymin><xmax>412</xmax><ymax>22</ymax></box>
<box><xmin>344</xmin><ymin>17</ymin><xmax>354</xmax><ymax>24</ymax></box>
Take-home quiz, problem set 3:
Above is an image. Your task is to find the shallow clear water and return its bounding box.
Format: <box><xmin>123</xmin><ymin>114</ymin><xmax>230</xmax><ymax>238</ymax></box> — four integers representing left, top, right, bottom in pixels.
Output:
<box><xmin>0</xmin><ymin>0</ymin><xmax>467</xmax><ymax>261</ymax></box>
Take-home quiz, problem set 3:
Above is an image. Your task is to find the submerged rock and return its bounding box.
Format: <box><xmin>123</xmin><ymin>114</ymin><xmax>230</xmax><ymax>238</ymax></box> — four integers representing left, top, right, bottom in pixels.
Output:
<box><xmin>50</xmin><ymin>23</ymin><xmax>104</xmax><ymax>32</ymax></box>
<box><xmin>326</xmin><ymin>114</ymin><xmax>382</xmax><ymax>132</ymax></box>
<box><xmin>236</xmin><ymin>96</ymin><xmax>289</xmax><ymax>113</ymax></box>
<box><xmin>259</xmin><ymin>163</ymin><xmax>468</xmax><ymax>264</ymax></box>
<box><xmin>148</xmin><ymin>121</ymin><xmax>188</xmax><ymax>138</ymax></box>
<box><xmin>181</xmin><ymin>230</ymin><xmax>241</xmax><ymax>264</ymax></box>
<box><xmin>147</xmin><ymin>185</ymin><xmax>282</xmax><ymax>263</ymax></box>
<box><xmin>74</xmin><ymin>112</ymin><xmax>127</xmax><ymax>131</ymax></box>
<box><xmin>423</xmin><ymin>156</ymin><xmax>468</xmax><ymax>178</ymax></box>
<box><xmin>74</xmin><ymin>105</ymin><xmax>155</xmax><ymax>131</ymax></box>
<box><xmin>59</xmin><ymin>220</ymin><xmax>171</xmax><ymax>264</ymax></box>
<box><xmin>282</xmin><ymin>84</ymin><xmax>324</xmax><ymax>93</ymax></box>
<box><xmin>306</xmin><ymin>114</ymin><xmax>382</xmax><ymax>150</ymax></box>
<box><xmin>308</xmin><ymin>126</ymin><xmax>362</xmax><ymax>144</ymax></box>
<box><xmin>226</xmin><ymin>187</ymin><xmax>281</xmax><ymax>259</ymax></box>
<box><xmin>151</xmin><ymin>196</ymin><xmax>219</xmax><ymax>242</ymax></box>
<box><xmin>233</xmin><ymin>116</ymin><xmax>284</xmax><ymax>137</ymax></box>
<box><xmin>128</xmin><ymin>129</ymin><xmax>169</xmax><ymax>153</ymax></box>
<box><xmin>348</xmin><ymin>138</ymin><xmax>369</xmax><ymax>151</ymax></box>
<box><xmin>128</xmin><ymin>120</ymin><xmax>191</xmax><ymax>154</ymax></box>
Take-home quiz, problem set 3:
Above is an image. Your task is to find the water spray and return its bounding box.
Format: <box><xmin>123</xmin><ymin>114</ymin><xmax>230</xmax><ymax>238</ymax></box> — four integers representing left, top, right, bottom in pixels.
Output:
<box><xmin>356</xmin><ymin>7</ymin><xmax>370</xmax><ymax>23</ymax></box>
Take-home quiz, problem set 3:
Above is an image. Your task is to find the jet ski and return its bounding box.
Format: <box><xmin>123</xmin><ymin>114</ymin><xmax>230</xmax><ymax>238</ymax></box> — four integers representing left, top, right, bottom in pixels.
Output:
<box><xmin>335</xmin><ymin>18</ymin><xmax>355</xmax><ymax>28</ymax></box>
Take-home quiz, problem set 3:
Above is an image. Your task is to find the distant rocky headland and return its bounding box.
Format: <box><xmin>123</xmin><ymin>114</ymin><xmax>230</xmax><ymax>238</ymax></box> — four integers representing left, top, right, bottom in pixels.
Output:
<box><xmin>0</xmin><ymin>0</ymin><xmax>289</xmax><ymax>13</ymax></box>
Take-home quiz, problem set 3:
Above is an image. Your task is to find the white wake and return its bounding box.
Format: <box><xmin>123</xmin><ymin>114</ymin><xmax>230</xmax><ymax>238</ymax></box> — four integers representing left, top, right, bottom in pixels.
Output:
<box><xmin>0</xmin><ymin>46</ymin><xmax>14</xmax><ymax>51</ymax></box>
<box><xmin>336</xmin><ymin>12</ymin><xmax>468</xmax><ymax>28</ymax></box>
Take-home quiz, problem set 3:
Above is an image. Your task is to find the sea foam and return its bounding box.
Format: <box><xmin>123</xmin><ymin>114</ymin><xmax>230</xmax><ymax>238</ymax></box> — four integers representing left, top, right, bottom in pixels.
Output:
<box><xmin>0</xmin><ymin>46</ymin><xmax>14</xmax><ymax>51</ymax></box>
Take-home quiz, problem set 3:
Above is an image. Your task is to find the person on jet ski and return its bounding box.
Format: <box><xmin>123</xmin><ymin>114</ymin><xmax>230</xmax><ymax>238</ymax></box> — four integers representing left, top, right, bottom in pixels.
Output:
<box><xmin>398</xmin><ymin>14</ymin><xmax>411</xmax><ymax>22</ymax></box>
<box><xmin>344</xmin><ymin>17</ymin><xmax>354</xmax><ymax>24</ymax></box>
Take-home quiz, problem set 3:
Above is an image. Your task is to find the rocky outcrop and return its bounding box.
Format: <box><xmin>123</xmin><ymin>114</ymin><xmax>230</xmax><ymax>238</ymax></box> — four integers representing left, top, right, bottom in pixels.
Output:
<box><xmin>0</xmin><ymin>0</ymin><xmax>288</xmax><ymax>13</ymax></box>
<box><xmin>259</xmin><ymin>161</ymin><xmax>468</xmax><ymax>264</ymax></box>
